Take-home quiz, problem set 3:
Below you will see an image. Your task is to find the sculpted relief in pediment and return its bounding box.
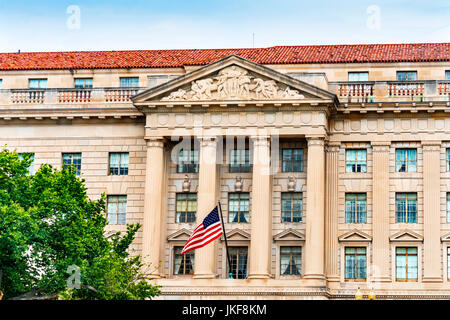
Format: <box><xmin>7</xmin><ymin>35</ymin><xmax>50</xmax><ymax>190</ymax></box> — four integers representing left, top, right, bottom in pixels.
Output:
<box><xmin>161</xmin><ymin>66</ymin><xmax>305</xmax><ymax>101</ymax></box>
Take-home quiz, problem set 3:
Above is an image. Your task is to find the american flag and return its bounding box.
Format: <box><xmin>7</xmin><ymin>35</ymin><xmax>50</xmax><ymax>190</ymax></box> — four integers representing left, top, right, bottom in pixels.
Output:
<box><xmin>181</xmin><ymin>206</ymin><xmax>223</xmax><ymax>255</ymax></box>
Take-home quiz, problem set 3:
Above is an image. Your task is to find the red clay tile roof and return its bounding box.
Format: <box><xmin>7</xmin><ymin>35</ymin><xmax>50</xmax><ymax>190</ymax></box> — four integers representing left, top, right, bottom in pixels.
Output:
<box><xmin>0</xmin><ymin>43</ymin><xmax>448</xmax><ymax>71</ymax></box>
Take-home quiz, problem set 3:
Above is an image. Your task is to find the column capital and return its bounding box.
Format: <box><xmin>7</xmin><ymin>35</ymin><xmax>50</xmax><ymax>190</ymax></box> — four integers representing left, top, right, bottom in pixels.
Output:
<box><xmin>371</xmin><ymin>141</ymin><xmax>391</xmax><ymax>152</ymax></box>
<box><xmin>325</xmin><ymin>141</ymin><xmax>341</xmax><ymax>153</ymax></box>
<box><xmin>145</xmin><ymin>136</ymin><xmax>165</xmax><ymax>148</ymax></box>
<box><xmin>422</xmin><ymin>140</ymin><xmax>442</xmax><ymax>151</ymax></box>
<box><xmin>250</xmin><ymin>135</ymin><xmax>270</xmax><ymax>147</ymax></box>
<box><xmin>306</xmin><ymin>135</ymin><xmax>325</xmax><ymax>147</ymax></box>
<box><xmin>197</xmin><ymin>135</ymin><xmax>218</xmax><ymax>147</ymax></box>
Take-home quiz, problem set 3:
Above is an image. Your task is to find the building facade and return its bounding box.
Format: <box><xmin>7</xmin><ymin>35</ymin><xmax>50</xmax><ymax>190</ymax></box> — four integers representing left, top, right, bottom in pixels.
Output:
<box><xmin>1</xmin><ymin>43</ymin><xmax>450</xmax><ymax>299</ymax></box>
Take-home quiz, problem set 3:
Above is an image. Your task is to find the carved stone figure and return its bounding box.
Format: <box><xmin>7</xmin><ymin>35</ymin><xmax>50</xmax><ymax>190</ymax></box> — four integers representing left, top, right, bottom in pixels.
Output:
<box><xmin>235</xmin><ymin>176</ymin><xmax>243</xmax><ymax>192</ymax></box>
<box><xmin>182</xmin><ymin>175</ymin><xmax>191</xmax><ymax>192</ymax></box>
<box><xmin>161</xmin><ymin>65</ymin><xmax>305</xmax><ymax>101</ymax></box>
<box><xmin>287</xmin><ymin>176</ymin><xmax>296</xmax><ymax>191</ymax></box>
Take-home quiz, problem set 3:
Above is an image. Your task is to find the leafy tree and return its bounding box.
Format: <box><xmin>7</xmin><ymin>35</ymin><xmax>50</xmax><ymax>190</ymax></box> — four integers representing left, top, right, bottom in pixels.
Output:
<box><xmin>0</xmin><ymin>148</ymin><xmax>161</xmax><ymax>300</ymax></box>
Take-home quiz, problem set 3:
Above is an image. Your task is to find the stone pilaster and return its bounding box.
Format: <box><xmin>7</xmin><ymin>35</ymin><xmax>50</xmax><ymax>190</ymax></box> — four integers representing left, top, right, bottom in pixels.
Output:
<box><xmin>325</xmin><ymin>142</ymin><xmax>340</xmax><ymax>282</ymax></box>
<box><xmin>422</xmin><ymin>141</ymin><xmax>442</xmax><ymax>282</ymax></box>
<box><xmin>248</xmin><ymin>135</ymin><xmax>272</xmax><ymax>279</ymax></box>
<box><xmin>303</xmin><ymin>136</ymin><xmax>326</xmax><ymax>280</ymax></box>
<box><xmin>142</xmin><ymin>137</ymin><xmax>165</xmax><ymax>278</ymax></box>
<box><xmin>194</xmin><ymin>136</ymin><xmax>218</xmax><ymax>279</ymax></box>
<box><xmin>371</xmin><ymin>141</ymin><xmax>391</xmax><ymax>282</ymax></box>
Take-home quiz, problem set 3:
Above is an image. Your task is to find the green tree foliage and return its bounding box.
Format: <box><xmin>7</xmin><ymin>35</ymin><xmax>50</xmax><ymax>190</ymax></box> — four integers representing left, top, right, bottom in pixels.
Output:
<box><xmin>0</xmin><ymin>148</ymin><xmax>161</xmax><ymax>300</ymax></box>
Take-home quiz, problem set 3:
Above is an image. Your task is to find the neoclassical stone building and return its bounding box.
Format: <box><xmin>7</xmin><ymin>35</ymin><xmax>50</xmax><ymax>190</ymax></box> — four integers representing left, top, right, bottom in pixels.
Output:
<box><xmin>1</xmin><ymin>43</ymin><xmax>450</xmax><ymax>299</ymax></box>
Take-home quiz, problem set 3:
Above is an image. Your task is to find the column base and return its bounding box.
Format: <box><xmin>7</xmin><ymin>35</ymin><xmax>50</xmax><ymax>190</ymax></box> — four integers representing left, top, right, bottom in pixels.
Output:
<box><xmin>303</xmin><ymin>274</ymin><xmax>326</xmax><ymax>280</ymax></box>
<box><xmin>422</xmin><ymin>276</ymin><xmax>443</xmax><ymax>283</ymax></box>
<box><xmin>371</xmin><ymin>276</ymin><xmax>392</xmax><ymax>283</ymax></box>
<box><xmin>247</xmin><ymin>273</ymin><xmax>271</xmax><ymax>280</ymax></box>
<box><xmin>326</xmin><ymin>275</ymin><xmax>340</xmax><ymax>282</ymax></box>
<box><xmin>193</xmin><ymin>273</ymin><xmax>217</xmax><ymax>279</ymax></box>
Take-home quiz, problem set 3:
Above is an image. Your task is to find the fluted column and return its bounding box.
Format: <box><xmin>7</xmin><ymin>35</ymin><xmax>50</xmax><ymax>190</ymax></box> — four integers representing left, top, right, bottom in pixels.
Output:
<box><xmin>194</xmin><ymin>136</ymin><xmax>218</xmax><ymax>279</ymax></box>
<box><xmin>325</xmin><ymin>142</ymin><xmax>340</xmax><ymax>282</ymax></box>
<box><xmin>304</xmin><ymin>136</ymin><xmax>326</xmax><ymax>280</ymax></box>
<box><xmin>371</xmin><ymin>141</ymin><xmax>391</xmax><ymax>282</ymax></box>
<box><xmin>422</xmin><ymin>141</ymin><xmax>442</xmax><ymax>282</ymax></box>
<box><xmin>248</xmin><ymin>135</ymin><xmax>272</xmax><ymax>279</ymax></box>
<box><xmin>142</xmin><ymin>137</ymin><xmax>165</xmax><ymax>277</ymax></box>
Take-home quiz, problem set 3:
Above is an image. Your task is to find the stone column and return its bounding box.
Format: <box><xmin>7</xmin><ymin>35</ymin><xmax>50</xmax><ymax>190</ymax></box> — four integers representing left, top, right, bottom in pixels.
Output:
<box><xmin>194</xmin><ymin>136</ymin><xmax>218</xmax><ymax>279</ymax></box>
<box><xmin>325</xmin><ymin>142</ymin><xmax>340</xmax><ymax>282</ymax></box>
<box><xmin>142</xmin><ymin>137</ymin><xmax>165</xmax><ymax>277</ymax></box>
<box><xmin>303</xmin><ymin>136</ymin><xmax>326</xmax><ymax>280</ymax></box>
<box><xmin>371</xmin><ymin>141</ymin><xmax>391</xmax><ymax>282</ymax></box>
<box><xmin>248</xmin><ymin>135</ymin><xmax>272</xmax><ymax>279</ymax></box>
<box><xmin>422</xmin><ymin>141</ymin><xmax>442</xmax><ymax>282</ymax></box>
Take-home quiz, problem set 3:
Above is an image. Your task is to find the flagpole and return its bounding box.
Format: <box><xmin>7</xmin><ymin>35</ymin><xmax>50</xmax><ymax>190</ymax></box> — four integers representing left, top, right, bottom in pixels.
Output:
<box><xmin>217</xmin><ymin>199</ymin><xmax>233</xmax><ymax>279</ymax></box>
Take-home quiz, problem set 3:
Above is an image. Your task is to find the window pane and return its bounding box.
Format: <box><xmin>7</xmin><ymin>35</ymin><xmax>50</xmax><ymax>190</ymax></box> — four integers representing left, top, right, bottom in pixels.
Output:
<box><xmin>446</xmin><ymin>71</ymin><xmax>450</xmax><ymax>81</ymax></box>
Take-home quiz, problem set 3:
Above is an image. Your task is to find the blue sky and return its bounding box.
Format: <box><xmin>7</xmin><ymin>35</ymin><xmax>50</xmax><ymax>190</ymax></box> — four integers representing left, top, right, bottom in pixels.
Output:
<box><xmin>0</xmin><ymin>0</ymin><xmax>449</xmax><ymax>52</ymax></box>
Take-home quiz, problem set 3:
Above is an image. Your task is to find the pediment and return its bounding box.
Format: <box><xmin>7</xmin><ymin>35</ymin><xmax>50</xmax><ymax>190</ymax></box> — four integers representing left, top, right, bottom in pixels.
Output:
<box><xmin>273</xmin><ymin>228</ymin><xmax>305</xmax><ymax>241</ymax></box>
<box><xmin>338</xmin><ymin>229</ymin><xmax>372</xmax><ymax>242</ymax></box>
<box><xmin>389</xmin><ymin>229</ymin><xmax>423</xmax><ymax>242</ymax></box>
<box><xmin>167</xmin><ymin>228</ymin><xmax>192</xmax><ymax>241</ymax></box>
<box><xmin>220</xmin><ymin>228</ymin><xmax>250</xmax><ymax>242</ymax></box>
<box><xmin>132</xmin><ymin>55</ymin><xmax>338</xmax><ymax>110</ymax></box>
<box><xmin>441</xmin><ymin>232</ymin><xmax>450</xmax><ymax>242</ymax></box>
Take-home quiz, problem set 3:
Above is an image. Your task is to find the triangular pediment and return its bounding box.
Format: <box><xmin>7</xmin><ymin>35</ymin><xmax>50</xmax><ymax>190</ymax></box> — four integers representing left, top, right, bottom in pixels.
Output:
<box><xmin>273</xmin><ymin>228</ymin><xmax>305</xmax><ymax>241</ymax></box>
<box><xmin>167</xmin><ymin>228</ymin><xmax>192</xmax><ymax>241</ymax></box>
<box><xmin>441</xmin><ymin>232</ymin><xmax>450</xmax><ymax>242</ymax></box>
<box><xmin>132</xmin><ymin>55</ymin><xmax>338</xmax><ymax>110</ymax></box>
<box><xmin>338</xmin><ymin>229</ymin><xmax>372</xmax><ymax>242</ymax></box>
<box><xmin>220</xmin><ymin>228</ymin><xmax>250</xmax><ymax>242</ymax></box>
<box><xmin>390</xmin><ymin>229</ymin><xmax>423</xmax><ymax>242</ymax></box>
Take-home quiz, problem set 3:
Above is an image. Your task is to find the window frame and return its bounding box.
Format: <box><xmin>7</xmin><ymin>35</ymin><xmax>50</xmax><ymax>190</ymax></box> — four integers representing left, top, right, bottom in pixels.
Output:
<box><xmin>345</xmin><ymin>149</ymin><xmax>367</xmax><ymax>173</ymax></box>
<box><xmin>348</xmin><ymin>72</ymin><xmax>369</xmax><ymax>82</ymax></box>
<box><xmin>108</xmin><ymin>152</ymin><xmax>129</xmax><ymax>176</ymax></box>
<box><xmin>120</xmin><ymin>77</ymin><xmax>139</xmax><ymax>88</ymax></box>
<box><xmin>106</xmin><ymin>195</ymin><xmax>127</xmax><ymax>225</ymax></box>
<box><xmin>177</xmin><ymin>149</ymin><xmax>199</xmax><ymax>173</ymax></box>
<box><xmin>228</xmin><ymin>246</ymin><xmax>248</xmax><ymax>279</ymax></box>
<box><xmin>395</xmin><ymin>193</ymin><xmax>417</xmax><ymax>223</ymax></box>
<box><xmin>228</xmin><ymin>192</ymin><xmax>250</xmax><ymax>223</ymax></box>
<box><xmin>281</xmin><ymin>192</ymin><xmax>303</xmax><ymax>223</ymax></box>
<box><xmin>62</xmin><ymin>152</ymin><xmax>82</xmax><ymax>176</ymax></box>
<box><xmin>344</xmin><ymin>247</ymin><xmax>367</xmax><ymax>281</ymax></box>
<box><xmin>445</xmin><ymin>70</ymin><xmax>450</xmax><ymax>81</ymax></box>
<box><xmin>395</xmin><ymin>148</ymin><xmax>417</xmax><ymax>173</ymax></box>
<box><xmin>281</xmin><ymin>148</ymin><xmax>304</xmax><ymax>172</ymax></box>
<box><xmin>175</xmin><ymin>193</ymin><xmax>197</xmax><ymax>223</ymax></box>
<box><xmin>345</xmin><ymin>193</ymin><xmax>367</xmax><ymax>223</ymax></box>
<box><xmin>173</xmin><ymin>246</ymin><xmax>194</xmax><ymax>275</ymax></box>
<box><xmin>280</xmin><ymin>246</ymin><xmax>302</xmax><ymax>276</ymax></box>
<box><xmin>18</xmin><ymin>152</ymin><xmax>35</xmax><ymax>175</ymax></box>
<box><xmin>396</xmin><ymin>71</ymin><xmax>418</xmax><ymax>81</ymax></box>
<box><xmin>395</xmin><ymin>247</ymin><xmax>418</xmax><ymax>282</ymax></box>
<box><xmin>28</xmin><ymin>78</ymin><xmax>48</xmax><ymax>89</ymax></box>
<box><xmin>74</xmin><ymin>78</ymin><xmax>93</xmax><ymax>89</ymax></box>
<box><xmin>229</xmin><ymin>149</ymin><xmax>251</xmax><ymax>173</ymax></box>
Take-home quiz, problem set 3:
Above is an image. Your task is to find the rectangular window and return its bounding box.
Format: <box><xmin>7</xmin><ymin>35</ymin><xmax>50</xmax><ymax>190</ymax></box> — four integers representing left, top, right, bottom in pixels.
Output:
<box><xmin>396</xmin><ymin>247</ymin><xmax>418</xmax><ymax>281</ymax></box>
<box><xmin>281</xmin><ymin>192</ymin><xmax>302</xmax><ymax>222</ymax></box>
<box><xmin>177</xmin><ymin>149</ymin><xmax>199</xmax><ymax>173</ymax></box>
<box><xmin>120</xmin><ymin>77</ymin><xmax>139</xmax><ymax>88</ymax></box>
<box><xmin>448</xmin><ymin>247</ymin><xmax>450</xmax><ymax>280</ymax></box>
<box><xmin>173</xmin><ymin>246</ymin><xmax>194</xmax><ymax>275</ymax></box>
<box><xmin>29</xmin><ymin>79</ymin><xmax>47</xmax><ymax>89</ymax></box>
<box><xmin>280</xmin><ymin>246</ymin><xmax>302</xmax><ymax>275</ymax></box>
<box><xmin>396</xmin><ymin>193</ymin><xmax>417</xmax><ymax>223</ymax></box>
<box><xmin>346</xmin><ymin>149</ymin><xmax>367</xmax><ymax>173</ymax></box>
<box><xmin>229</xmin><ymin>149</ymin><xmax>251</xmax><ymax>173</ymax></box>
<box><xmin>447</xmin><ymin>149</ymin><xmax>450</xmax><ymax>172</ymax></box>
<box><xmin>447</xmin><ymin>193</ymin><xmax>450</xmax><ymax>223</ymax></box>
<box><xmin>345</xmin><ymin>193</ymin><xmax>367</xmax><ymax>223</ymax></box>
<box><xmin>74</xmin><ymin>78</ymin><xmax>93</xmax><ymax>88</ymax></box>
<box><xmin>345</xmin><ymin>247</ymin><xmax>367</xmax><ymax>280</ymax></box>
<box><xmin>282</xmin><ymin>148</ymin><xmax>303</xmax><ymax>172</ymax></box>
<box><xmin>18</xmin><ymin>153</ymin><xmax>35</xmax><ymax>175</ymax></box>
<box><xmin>107</xmin><ymin>195</ymin><xmax>127</xmax><ymax>225</ymax></box>
<box><xmin>228</xmin><ymin>193</ymin><xmax>250</xmax><ymax>223</ymax></box>
<box><xmin>348</xmin><ymin>72</ymin><xmax>369</xmax><ymax>82</ymax></box>
<box><xmin>176</xmin><ymin>193</ymin><xmax>197</xmax><ymax>223</ymax></box>
<box><xmin>397</xmin><ymin>71</ymin><xmax>417</xmax><ymax>81</ymax></box>
<box><xmin>396</xmin><ymin>149</ymin><xmax>417</xmax><ymax>172</ymax></box>
<box><xmin>445</xmin><ymin>71</ymin><xmax>450</xmax><ymax>81</ymax></box>
<box><xmin>109</xmin><ymin>152</ymin><xmax>129</xmax><ymax>176</ymax></box>
<box><xmin>0</xmin><ymin>79</ymin><xmax>2</xmax><ymax>89</ymax></box>
<box><xmin>228</xmin><ymin>247</ymin><xmax>248</xmax><ymax>279</ymax></box>
<box><xmin>62</xmin><ymin>153</ymin><xmax>82</xmax><ymax>176</ymax></box>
